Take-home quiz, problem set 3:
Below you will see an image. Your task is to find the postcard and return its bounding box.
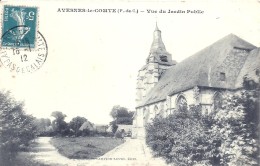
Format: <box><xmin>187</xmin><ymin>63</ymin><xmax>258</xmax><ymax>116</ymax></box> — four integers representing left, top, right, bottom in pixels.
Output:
<box><xmin>0</xmin><ymin>0</ymin><xmax>259</xmax><ymax>166</ymax></box>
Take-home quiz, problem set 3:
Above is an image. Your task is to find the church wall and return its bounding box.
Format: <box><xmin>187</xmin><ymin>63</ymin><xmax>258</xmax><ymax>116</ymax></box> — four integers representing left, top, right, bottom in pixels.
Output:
<box><xmin>199</xmin><ymin>88</ymin><xmax>236</xmax><ymax>114</ymax></box>
<box><xmin>199</xmin><ymin>89</ymin><xmax>216</xmax><ymax>114</ymax></box>
<box><xmin>143</xmin><ymin>62</ymin><xmax>159</xmax><ymax>95</ymax></box>
<box><xmin>132</xmin><ymin>107</ymin><xmax>145</xmax><ymax>138</ymax></box>
<box><xmin>133</xmin><ymin>88</ymin><xmax>237</xmax><ymax>138</ymax></box>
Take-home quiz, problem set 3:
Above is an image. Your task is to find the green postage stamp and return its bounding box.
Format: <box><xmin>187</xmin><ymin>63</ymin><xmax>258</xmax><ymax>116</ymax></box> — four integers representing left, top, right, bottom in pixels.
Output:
<box><xmin>1</xmin><ymin>6</ymin><xmax>38</xmax><ymax>48</ymax></box>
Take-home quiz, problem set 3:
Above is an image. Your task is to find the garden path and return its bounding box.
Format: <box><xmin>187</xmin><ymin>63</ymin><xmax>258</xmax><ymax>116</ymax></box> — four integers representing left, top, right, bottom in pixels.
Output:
<box><xmin>27</xmin><ymin>137</ymin><xmax>168</xmax><ymax>166</ymax></box>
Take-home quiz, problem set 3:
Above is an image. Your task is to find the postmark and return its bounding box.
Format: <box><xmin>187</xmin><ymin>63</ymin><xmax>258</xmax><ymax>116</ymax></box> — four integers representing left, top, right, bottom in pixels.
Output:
<box><xmin>1</xmin><ymin>5</ymin><xmax>38</xmax><ymax>48</ymax></box>
<box><xmin>0</xmin><ymin>30</ymin><xmax>48</xmax><ymax>73</ymax></box>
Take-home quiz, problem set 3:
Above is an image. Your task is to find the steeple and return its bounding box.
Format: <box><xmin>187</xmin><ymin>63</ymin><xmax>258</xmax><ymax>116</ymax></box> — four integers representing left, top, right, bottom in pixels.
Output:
<box><xmin>136</xmin><ymin>23</ymin><xmax>176</xmax><ymax>105</ymax></box>
<box><xmin>150</xmin><ymin>23</ymin><xmax>166</xmax><ymax>53</ymax></box>
<box><xmin>155</xmin><ymin>22</ymin><xmax>159</xmax><ymax>31</ymax></box>
<box><xmin>147</xmin><ymin>23</ymin><xmax>175</xmax><ymax>65</ymax></box>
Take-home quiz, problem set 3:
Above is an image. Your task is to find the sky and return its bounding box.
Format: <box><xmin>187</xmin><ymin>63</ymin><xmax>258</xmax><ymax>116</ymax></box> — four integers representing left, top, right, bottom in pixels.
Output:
<box><xmin>0</xmin><ymin>0</ymin><xmax>260</xmax><ymax>124</ymax></box>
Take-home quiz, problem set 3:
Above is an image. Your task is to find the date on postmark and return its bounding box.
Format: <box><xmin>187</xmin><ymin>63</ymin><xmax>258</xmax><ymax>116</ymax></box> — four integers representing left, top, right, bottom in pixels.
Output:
<box><xmin>0</xmin><ymin>31</ymin><xmax>48</xmax><ymax>73</ymax></box>
<box><xmin>2</xmin><ymin>5</ymin><xmax>38</xmax><ymax>48</ymax></box>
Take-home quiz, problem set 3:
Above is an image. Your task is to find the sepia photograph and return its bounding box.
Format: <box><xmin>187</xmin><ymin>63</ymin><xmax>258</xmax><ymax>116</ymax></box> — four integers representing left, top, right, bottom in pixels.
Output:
<box><xmin>0</xmin><ymin>0</ymin><xmax>259</xmax><ymax>165</ymax></box>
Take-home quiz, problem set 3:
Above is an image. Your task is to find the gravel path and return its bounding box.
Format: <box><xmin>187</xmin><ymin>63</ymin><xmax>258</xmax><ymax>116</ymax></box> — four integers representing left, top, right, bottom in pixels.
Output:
<box><xmin>27</xmin><ymin>137</ymin><xmax>168</xmax><ymax>166</ymax></box>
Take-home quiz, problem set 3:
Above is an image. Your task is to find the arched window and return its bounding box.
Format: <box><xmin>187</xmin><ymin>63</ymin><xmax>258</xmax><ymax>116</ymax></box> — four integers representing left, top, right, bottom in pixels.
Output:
<box><xmin>213</xmin><ymin>92</ymin><xmax>223</xmax><ymax>110</ymax></box>
<box><xmin>176</xmin><ymin>95</ymin><xmax>187</xmax><ymax>111</ymax></box>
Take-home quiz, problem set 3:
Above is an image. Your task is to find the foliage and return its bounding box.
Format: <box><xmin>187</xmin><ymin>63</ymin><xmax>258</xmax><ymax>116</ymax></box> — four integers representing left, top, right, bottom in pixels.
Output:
<box><xmin>0</xmin><ymin>91</ymin><xmax>36</xmax><ymax>164</ymax></box>
<box><xmin>109</xmin><ymin>120</ymin><xmax>118</xmax><ymax>134</ymax></box>
<box><xmin>51</xmin><ymin>111</ymin><xmax>67</xmax><ymax>121</ymax></box>
<box><xmin>210</xmin><ymin>78</ymin><xmax>259</xmax><ymax>165</ymax></box>
<box><xmin>109</xmin><ymin>105</ymin><xmax>134</xmax><ymax>133</ymax></box>
<box><xmin>68</xmin><ymin>116</ymin><xmax>87</xmax><ymax>136</ymax></box>
<box><xmin>110</xmin><ymin>105</ymin><xmax>129</xmax><ymax>119</ymax></box>
<box><xmin>51</xmin><ymin>111</ymin><xmax>69</xmax><ymax>136</ymax></box>
<box><xmin>146</xmin><ymin>105</ymin><xmax>218</xmax><ymax>165</ymax></box>
<box><xmin>146</xmin><ymin>78</ymin><xmax>259</xmax><ymax>166</ymax></box>
<box><xmin>34</xmin><ymin>118</ymin><xmax>53</xmax><ymax>136</ymax></box>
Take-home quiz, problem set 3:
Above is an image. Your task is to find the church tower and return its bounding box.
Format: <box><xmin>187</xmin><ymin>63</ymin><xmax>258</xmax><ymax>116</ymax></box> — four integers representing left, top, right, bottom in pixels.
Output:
<box><xmin>136</xmin><ymin>24</ymin><xmax>176</xmax><ymax>105</ymax></box>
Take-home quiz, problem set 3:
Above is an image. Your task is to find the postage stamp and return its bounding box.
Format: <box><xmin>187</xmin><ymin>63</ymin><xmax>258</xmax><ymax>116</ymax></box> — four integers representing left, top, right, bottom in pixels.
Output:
<box><xmin>1</xmin><ymin>5</ymin><xmax>38</xmax><ymax>48</ymax></box>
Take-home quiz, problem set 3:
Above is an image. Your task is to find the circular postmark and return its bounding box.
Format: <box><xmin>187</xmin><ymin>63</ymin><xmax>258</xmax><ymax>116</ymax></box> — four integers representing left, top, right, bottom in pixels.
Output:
<box><xmin>0</xmin><ymin>27</ymin><xmax>48</xmax><ymax>74</ymax></box>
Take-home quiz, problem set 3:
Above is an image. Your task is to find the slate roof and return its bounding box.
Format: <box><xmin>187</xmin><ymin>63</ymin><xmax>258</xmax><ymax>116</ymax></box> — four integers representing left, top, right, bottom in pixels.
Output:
<box><xmin>137</xmin><ymin>34</ymin><xmax>258</xmax><ymax>107</ymax></box>
<box><xmin>235</xmin><ymin>47</ymin><xmax>260</xmax><ymax>87</ymax></box>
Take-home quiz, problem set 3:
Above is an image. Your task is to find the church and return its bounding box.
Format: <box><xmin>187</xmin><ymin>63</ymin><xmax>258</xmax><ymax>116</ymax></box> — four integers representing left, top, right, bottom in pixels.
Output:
<box><xmin>132</xmin><ymin>24</ymin><xmax>260</xmax><ymax>139</ymax></box>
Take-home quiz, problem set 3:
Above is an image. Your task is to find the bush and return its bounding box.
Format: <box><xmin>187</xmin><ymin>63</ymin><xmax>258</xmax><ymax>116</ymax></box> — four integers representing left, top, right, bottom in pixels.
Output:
<box><xmin>146</xmin><ymin>105</ymin><xmax>219</xmax><ymax>165</ymax></box>
<box><xmin>210</xmin><ymin>92</ymin><xmax>259</xmax><ymax>165</ymax></box>
<box><xmin>0</xmin><ymin>91</ymin><xmax>36</xmax><ymax>165</ymax></box>
<box><xmin>146</xmin><ymin>78</ymin><xmax>259</xmax><ymax>165</ymax></box>
<box><xmin>114</xmin><ymin>130</ymin><xmax>124</xmax><ymax>139</ymax></box>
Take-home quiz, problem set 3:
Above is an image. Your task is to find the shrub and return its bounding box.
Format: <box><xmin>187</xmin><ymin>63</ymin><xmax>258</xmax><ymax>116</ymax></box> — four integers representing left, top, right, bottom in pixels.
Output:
<box><xmin>210</xmin><ymin>91</ymin><xmax>259</xmax><ymax>165</ymax></box>
<box><xmin>146</xmin><ymin>79</ymin><xmax>259</xmax><ymax>166</ymax></box>
<box><xmin>146</xmin><ymin>105</ymin><xmax>219</xmax><ymax>165</ymax></box>
<box><xmin>0</xmin><ymin>91</ymin><xmax>36</xmax><ymax>165</ymax></box>
<box><xmin>114</xmin><ymin>130</ymin><xmax>124</xmax><ymax>139</ymax></box>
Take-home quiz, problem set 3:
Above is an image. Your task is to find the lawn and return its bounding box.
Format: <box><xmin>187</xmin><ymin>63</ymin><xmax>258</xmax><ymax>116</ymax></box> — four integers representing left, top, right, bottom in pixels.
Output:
<box><xmin>50</xmin><ymin>137</ymin><xmax>124</xmax><ymax>159</ymax></box>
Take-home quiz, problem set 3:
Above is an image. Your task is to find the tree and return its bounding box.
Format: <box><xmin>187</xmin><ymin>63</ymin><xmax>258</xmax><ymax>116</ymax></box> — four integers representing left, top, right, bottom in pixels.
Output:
<box><xmin>110</xmin><ymin>105</ymin><xmax>133</xmax><ymax>124</ymax></box>
<box><xmin>110</xmin><ymin>105</ymin><xmax>129</xmax><ymax>119</ymax></box>
<box><xmin>109</xmin><ymin>105</ymin><xmax>134</xmax><ymax>133</ymax></box>
<box><xmin>51</xmin><ymin>111</ymin><xmax>68</xmax><ymax>136</ymax></box>
<box><xmin>34</xmin><ymin>118</ymin><xmax>52</xmax><ymax>136</ymax></box>
<box><xmin>69</xmin><ymin>116</ymin><xmax>87</xmax><ymax>136</ymax></box>
<box><xmin>0</xmin><ymin>91</ymin><xmax>36</xmax><ymax>165</ymax></box>
<box><xmin>109</xmin><ymin>120</ymin><xmax>118</xmax><ymax>134</ymax></box>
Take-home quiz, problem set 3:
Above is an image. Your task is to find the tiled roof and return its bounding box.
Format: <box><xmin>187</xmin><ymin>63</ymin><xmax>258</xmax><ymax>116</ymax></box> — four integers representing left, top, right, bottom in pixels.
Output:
<box><xmin>138</xmin><ymin>34</ymin><xmax>258</xmax><ymax>107</ymax></box>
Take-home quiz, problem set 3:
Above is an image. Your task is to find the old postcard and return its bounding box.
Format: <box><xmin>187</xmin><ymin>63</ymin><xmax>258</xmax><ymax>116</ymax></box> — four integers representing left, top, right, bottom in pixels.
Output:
<box><xmin>0</xmin><ymin>0</ymin><xmax>259</xmax><ymax>166</ymax></box>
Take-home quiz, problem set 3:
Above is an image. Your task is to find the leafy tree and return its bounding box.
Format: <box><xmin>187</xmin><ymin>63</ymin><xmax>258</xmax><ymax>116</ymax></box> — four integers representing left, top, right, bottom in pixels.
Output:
<box><xmin>109</xmin><ymin>120</ymin><xmax>118</xmax><ymax>134</ymax></box>
<box><xmin>110</xmin><ymin>105</ymin><xmax>129</xmax><ymax>119</ymax></box>
<box><xmin>51</xmin><ymin>111</ymin><xmax>68</xmax><ymax>136</ymax></box>
<box><xmin>69</xmin><ymin>116</ymin><xmax>87</xmax><ymax>136</ymax></box>
<box><xmin>109</xmin><ymin>105</ymin><xmax>134</xmax><ymax>133</ymax></box>
<box><xmin>34</xmin><ymin>118</ymin><xmax>52</xmax><ymax>136</ymax></box>
<box><xmin>110</xmin><ymin>105</ymin><xmax>133</xmax><ymax>124</ymax></box>
<box><xmin>0</xmin><ymin>91</ymin><xmax>36</xmax><ymax>164</ymax></box>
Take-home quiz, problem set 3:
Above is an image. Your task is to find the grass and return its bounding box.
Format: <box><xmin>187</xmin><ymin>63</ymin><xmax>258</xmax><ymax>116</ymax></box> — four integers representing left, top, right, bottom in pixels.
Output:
<box><xmin>50</xmin><ymin>137</ymin><xmax>124</xmax><ymax>159</ymax></box>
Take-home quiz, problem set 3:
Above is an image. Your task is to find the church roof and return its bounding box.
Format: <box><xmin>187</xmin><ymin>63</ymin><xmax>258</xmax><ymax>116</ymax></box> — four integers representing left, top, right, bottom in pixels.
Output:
<box><xmin>235</xmin><ymin>47</ymin><xmax>260</xmax><ymax>87</ymax></box>
<box><xmin>137</xmin><ymin>34</ymin><xmax>258</xmax><ymax>107</ymax></box>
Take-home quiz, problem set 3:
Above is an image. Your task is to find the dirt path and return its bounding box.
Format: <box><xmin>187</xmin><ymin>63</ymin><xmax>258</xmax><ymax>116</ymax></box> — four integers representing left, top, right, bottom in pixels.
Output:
<box><xmin>26</xmin><ymin>137</ymin><xmax>168</xmax><ymax>166</ymax></box>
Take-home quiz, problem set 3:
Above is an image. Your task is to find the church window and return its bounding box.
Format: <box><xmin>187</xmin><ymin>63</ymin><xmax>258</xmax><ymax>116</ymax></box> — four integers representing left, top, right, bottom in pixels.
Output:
<box><xmin>213</xmin><ymin>92</ymin><xmax>223</xmax><ymax>110</ymax></box>
<box><xmin>176</xmin><ymin>95</ymin><xmax>187</xmax><ymax>111</ymax></box>
<box><xmin>160</xmin><ymin>55</ymin><xmax>168</xmax><ymax>62</ymax></box>
<box><xmin>220</xmin><ymin>72</ymin><xmax>226</xmax><ymax>81</ymax></box>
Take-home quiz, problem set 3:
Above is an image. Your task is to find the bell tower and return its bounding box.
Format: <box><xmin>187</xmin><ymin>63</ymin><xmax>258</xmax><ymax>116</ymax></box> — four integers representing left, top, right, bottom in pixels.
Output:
<box><xmin>136</xmin><ymin>23</ymin><xmax>176</xmax><ymax>105</ymax></box>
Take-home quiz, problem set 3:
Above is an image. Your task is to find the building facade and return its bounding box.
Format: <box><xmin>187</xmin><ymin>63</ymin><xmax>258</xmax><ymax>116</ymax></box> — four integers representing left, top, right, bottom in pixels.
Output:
<box><xmin>132</xmin><ymin>25</ymin><xmax>260</xmax><ymax>139</ymax></box>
